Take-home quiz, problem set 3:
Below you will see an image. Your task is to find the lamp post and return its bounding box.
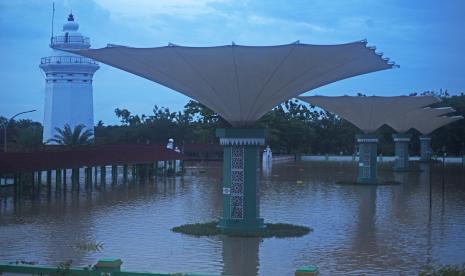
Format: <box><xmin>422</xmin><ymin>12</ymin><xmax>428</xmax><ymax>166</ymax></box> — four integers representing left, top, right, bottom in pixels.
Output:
<box><xmin>2</xmin><ymin>109</ymin><xmax>36</xmax><ymax>152</ymax></box>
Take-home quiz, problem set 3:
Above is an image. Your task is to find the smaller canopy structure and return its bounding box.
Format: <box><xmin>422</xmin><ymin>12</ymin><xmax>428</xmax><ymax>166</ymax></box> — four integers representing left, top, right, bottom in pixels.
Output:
<box><xmin>414</xmin><ymin>115</ymin><xmax>463</xmax><ymax>135</ymax></box>
<box><xmin>298</xmin><ymin>95</ymin><xmax>439</xmax><ymax>133</ymax></box>
<box><xmin>386</xmin><ymin>107</ymin><xmax>455</xmax><ymax>133</ymax></box>
<box><xmin>69</xmin><ymin>41</ymin><xmax>396</xmax><ymax>127</ymax></box>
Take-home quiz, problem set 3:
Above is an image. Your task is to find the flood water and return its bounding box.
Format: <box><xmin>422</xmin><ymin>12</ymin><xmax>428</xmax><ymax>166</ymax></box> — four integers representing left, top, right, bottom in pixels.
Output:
<box><xmin>1</xmin><ymin>160</ymin><xmax>465</xmax><ymax>275</ymax></box>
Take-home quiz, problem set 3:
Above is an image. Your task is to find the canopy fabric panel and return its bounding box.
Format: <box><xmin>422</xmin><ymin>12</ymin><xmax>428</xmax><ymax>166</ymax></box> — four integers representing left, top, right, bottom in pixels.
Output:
<box><xmin>414</xmin><ymin>116</ymin><xmax>463</xmax><ymax>135</ymax></box>
<box><xmin>298</xmin><ymin>95</ymin><xmax>440</xmax><ymax>133</ymax></box>
<box><xmin>70</xmin><ymin>41</ymin><xmax>395</xmax><ymax>127</ymax></box>
<box><xmin>386</xmin><ymin>107</ymin><xmax>455</xmax><ymax>133</ymax></box>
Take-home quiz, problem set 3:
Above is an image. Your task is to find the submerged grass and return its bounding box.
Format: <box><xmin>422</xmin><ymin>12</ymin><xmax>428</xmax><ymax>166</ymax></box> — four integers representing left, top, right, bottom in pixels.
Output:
<box><xmin>419</xmin><ymin>263</ymin><xmax>465</xmax><ymax>276</ymax></box>
<box><xmin>171</xmin><ymin>221</ymin><xmax>312</xmax><ymax>238</ymax></box>
<box><xmin>172</xmin><ymin>221</ymin><xmax>220</xmax><ymax>236</ymax></box>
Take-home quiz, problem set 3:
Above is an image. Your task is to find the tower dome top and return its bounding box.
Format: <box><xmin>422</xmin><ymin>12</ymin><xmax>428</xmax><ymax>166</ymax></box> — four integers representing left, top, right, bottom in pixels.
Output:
<box><xmin>63</xmin><ymin>13</ymin><xmax>79</xmax><ymax>32</ymax></box>
<box><xmin>50</xmin><ymin>12</ymin><xmax>90</xmax><ymax>49</ymax></box>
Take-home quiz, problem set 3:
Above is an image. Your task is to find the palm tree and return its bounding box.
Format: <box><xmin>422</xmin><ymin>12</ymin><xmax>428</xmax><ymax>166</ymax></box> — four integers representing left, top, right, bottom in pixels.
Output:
<box><xmin>47</xmin><ymin>124</ymin><xmax>94</xmax><ymax>147</ymax></box>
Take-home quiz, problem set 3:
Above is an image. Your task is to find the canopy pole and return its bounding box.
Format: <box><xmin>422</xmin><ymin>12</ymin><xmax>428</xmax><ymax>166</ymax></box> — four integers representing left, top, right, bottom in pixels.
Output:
<box><xmin>356</xmin><ymin>134</ymin><xmax>378</xmax><ymax>184</ymax></box>
<box><xmin>216</xmin><ymin>128</ymin><xmax>266</xmax><ymax>234</ymax></box>
<box><xmin>393</xmin><ymin>133</ymin><xmax>411</xmax><ymax>171</ymax></box>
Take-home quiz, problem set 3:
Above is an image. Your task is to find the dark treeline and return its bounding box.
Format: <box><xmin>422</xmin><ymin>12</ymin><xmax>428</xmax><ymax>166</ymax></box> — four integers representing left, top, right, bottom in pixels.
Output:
<box><xmin>2</xmin><ymin>91</ymin><xmax>465</xmax><ymax>156</ymax></box>
<box><xmin>0</xmin><ymin>117</ymin><xmax>43</xmax><ymax>152</ymax></box>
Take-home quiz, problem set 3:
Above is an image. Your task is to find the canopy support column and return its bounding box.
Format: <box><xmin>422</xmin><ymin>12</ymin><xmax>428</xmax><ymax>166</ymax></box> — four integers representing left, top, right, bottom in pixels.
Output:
<box><xmin>393</xmin><ymin>134</ymin><xmax>411</xmax><ymax>171</ymax></box>
<box><xmin>216</xmin><ymin>128</ymin><xmax>266</xmax><ymax>235</ymax></box>
<box><xmin>357</xmin><ymin>134</ymin><xmax>378</xmax><ymax>184</ymax></box>
<box><xmin>420</xmin><ymin>135</ymin><xmax>432</xmax><ymax>162</ymax></box>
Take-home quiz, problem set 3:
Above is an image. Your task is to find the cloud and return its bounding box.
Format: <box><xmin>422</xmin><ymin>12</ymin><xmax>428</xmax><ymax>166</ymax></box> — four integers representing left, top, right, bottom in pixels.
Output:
<box><xmin>89</xmin><ymin>0</ymin><xmax>331</xmax><ymax>47</ymax></box>
<box><xmin>246</xmin><ymin>14</ymin><xmax>330</xmax><ymax>33</ymax></box>
<box><xmin>92</xmin><ymin>0</ymin><xmax>229</xmax><ymax>20</ymax></box>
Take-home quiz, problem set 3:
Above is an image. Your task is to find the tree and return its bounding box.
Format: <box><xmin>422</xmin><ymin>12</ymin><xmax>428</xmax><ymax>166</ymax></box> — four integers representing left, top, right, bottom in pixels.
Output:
<box><xmin>47</xmin><ymin>124</ymin><xmax>94</xmax><ymax>147</ymax></box>
<box><xmin>13</xmin><ymin>125</ymin><xmax>43</xmax><ymax>151</ymax></box>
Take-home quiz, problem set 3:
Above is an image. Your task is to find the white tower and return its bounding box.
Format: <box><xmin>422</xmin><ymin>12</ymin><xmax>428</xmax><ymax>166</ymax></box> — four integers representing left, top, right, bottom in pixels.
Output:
<box><xmin>40</xmin><ymin>13</ymin><xmax>99</xmax><ymax>143</ymax></box>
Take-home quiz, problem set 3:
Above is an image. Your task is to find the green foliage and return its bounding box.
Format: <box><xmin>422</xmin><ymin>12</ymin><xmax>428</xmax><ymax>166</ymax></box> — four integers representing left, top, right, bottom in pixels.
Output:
<box><xmin>76</xmin><ymin>241</ymin><xmax>104</xmax><ymax>252</ymax></box>
<box><xmin>3</xmin><ymin>90</ymin><xmax>465</xmax><ymax>155</ymax></box>
<box><xmin>96</xmin><ymin>101</ymin><xmax>229</xmax><ymax>145</ymax></box>
<box><xmin>54</xmin><ymin>260</ymin><xmax>72</xmax><ymax>276</ymax></box>
<box><xmin>171</xmin><ymin>221</ymin><xmax>220</xmax><ymax>236</ymax></box>
<box><xmin>430</xmin><ymin>93</ymin><xmax>465</xmax><ymax>155</ymax></box>
<box><xmin>0</xmin><ymin>118</ymin><xmax>43</xmax><ymax>152</ymax></box>
<box><xmin>13</xmin><ymin>125</ymin><xmax>43</xmax><ymax>151</ymax></box>
<box><xmin>8</xmin><ymin>260</ymin><xmax>37</xmax><ymax>265</ymax></box>
<box><xmin>47</xmin><ymin>124</ymin><xmax>94</xmax><ymax>147</ymax></box>
<box><xmin>92</xmin><ymin>94</ymin><xmax>465</xmax><ymax>156</ymax></box>
<box><xmin>420</xmin><ymin>263</ymin><xmax>465</xmax><ymax>276</ymax></box>
<box><xmin>263</xmin><ymin>223</ymin><xmax>312</xmax><ymax>238</ymax></box>
<box><xmin>171</xmin><ymin>220</ymin><xmax>312</xmax><ymax>238</ymax></box>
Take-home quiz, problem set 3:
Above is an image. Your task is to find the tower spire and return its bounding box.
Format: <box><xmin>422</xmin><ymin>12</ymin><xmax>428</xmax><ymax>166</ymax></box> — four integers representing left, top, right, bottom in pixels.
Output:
<box><xmin>50</xmin><ymin>2</ymin><xmax>55</xmax><ymax>44</ymax></box>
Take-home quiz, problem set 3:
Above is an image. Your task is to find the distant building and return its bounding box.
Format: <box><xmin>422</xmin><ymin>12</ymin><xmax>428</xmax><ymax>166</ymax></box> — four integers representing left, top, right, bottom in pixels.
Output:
<box><xmin>39</xmin><ymin>13</ymin><xmax>99</xmax><ymax>143</ymax></box>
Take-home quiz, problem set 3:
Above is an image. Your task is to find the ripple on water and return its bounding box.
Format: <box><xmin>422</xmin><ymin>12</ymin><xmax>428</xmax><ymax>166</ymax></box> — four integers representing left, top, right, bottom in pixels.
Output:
<box><xmin>0</xmin><ymin>161</ymin><xmax>464</xmax><ymax>275</ymax></box>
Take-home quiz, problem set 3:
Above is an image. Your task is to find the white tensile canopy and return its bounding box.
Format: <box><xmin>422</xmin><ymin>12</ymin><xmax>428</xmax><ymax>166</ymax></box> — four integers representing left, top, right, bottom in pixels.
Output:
<box><xmin>386</xmin><ymin>107</ymin><xmax>455</xmax><ymax>133</ymax></box>
<box><xmin>298</xmin><ymin>95</ymin><xmax>440</xmax><ymax>133</ymax></box>
<box><xmin>414</xmin><ymin>115</ymin><xmax>463</xmax><ymax>135</ymax></box>
<box><xmin>69</xmin><ymin>41</ymin><xmax>396</xmax><ymax>127</ymax></box>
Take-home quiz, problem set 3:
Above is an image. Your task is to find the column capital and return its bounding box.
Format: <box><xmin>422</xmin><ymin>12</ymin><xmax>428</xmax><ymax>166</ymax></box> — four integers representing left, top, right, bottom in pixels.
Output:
<box><xmin>216</xmin><ymin>128</ymin><xmax>266</xmax><ymax>146</ymax></box>
<box><xmin>420</xmin><ymin>135</ymin><xmax>431</xmax><ymax>141</ymax></box>
<box><xmin>356</xmin><ymin>133</ymin><xmax>379</xmax><ymax>143</ymax></box>
<box><xmin>392</xmin><ymin>133</ymin><xmax>411</xmax><ymax>142</ymax></box>
<box><xmin>219</xmin><ymin>138</ymin><xmax>265</xmax><ymax>146</ymax></box>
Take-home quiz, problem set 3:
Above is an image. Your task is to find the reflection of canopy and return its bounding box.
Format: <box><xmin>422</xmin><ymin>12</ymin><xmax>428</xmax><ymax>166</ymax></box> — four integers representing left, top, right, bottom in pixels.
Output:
<box><xmin>387</xmin><ymin>107</ymin><xmax>455</xmax><ymax>133</ymax></box>
<box><xmin>70</xmin><ymin>41</ymin><xmax>396</xmax><ymax>126</ymax></box>
<box><xmin>414</xmin><ymin>115</ymin><xmax>463</xmax><ymax>135</ymax></box>
<box><xmin>298</xmin><ymin>95</ymin><xmax>439</xmax><ymax>133</ymax></box>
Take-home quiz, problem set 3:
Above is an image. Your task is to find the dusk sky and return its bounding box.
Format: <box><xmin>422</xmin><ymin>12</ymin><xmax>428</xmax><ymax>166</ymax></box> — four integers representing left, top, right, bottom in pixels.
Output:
<box><xmin>1</xmin><ymin>0</ymin><xmax>464</xmax><ymax>125</ymax></box>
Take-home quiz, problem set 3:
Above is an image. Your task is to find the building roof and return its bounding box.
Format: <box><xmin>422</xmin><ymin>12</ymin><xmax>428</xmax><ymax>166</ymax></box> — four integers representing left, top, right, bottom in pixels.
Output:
<box><xmin>386</xmin><ymin>107</ymin><xmax>455</xmax><ymax>133</ymax></box>
<box><xmin>298</xmin><ymin>95</ymin><xmax>440</xmax><ymax>133</ymax></box>
<box><xmin>414</xmin><ymin>115</ymin><xmax>463</xmax><ymax>135</ymax></box>
<box><xmin>69</xmin><ymin>41</ymin><xmax>396</xmax><ymax>126</ymax></box>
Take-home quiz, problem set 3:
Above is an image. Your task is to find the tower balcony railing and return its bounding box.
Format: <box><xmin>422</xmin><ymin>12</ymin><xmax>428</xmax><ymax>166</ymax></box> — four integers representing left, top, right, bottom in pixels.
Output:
<box><xmin>51</xmin><ymin>35</ymin><xmax>90</xmax><ymax>45</ymax></box>
<box><xmin>40</xmin><ymin>56</ymin><xmax>98</xmax><ymax>65</ymax></box>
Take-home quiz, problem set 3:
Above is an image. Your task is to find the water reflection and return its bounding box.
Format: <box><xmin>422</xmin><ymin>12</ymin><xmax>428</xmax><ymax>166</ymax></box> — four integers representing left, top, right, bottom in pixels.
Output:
<box><xmin>352</xmin><ymin>186</ymin><xmax>377</xmax><ymax>256</ymax></box>
<box><xmin>222</xmin><ymin>237</ymin><xmax>259</xmax><ymax>276</ymax></box>
<box><xmin>262</xmin><ymin>162</ymin><xmax>272</xmax><ymax>179</ymax></box>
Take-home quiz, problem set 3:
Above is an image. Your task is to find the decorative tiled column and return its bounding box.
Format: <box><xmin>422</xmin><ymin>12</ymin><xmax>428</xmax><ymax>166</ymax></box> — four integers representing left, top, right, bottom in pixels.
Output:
<box><xmin>216</xmin><ymin>128</ymin><xmax>266</xmax><ymax>234</ymax></box>
<box><xmin>356</xmin><ymin>134</ymin><xmax>378</xmax><ymax>184</ymax></box>
<box><xmin>420</xmin><ymin>135</ymin><xmax>432</xmax><ymax>161</ymax></box>
<box><xmin>393</xmin><ymin>133</ymin><xmax>411</xmax><ymax>171</ymax></box>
